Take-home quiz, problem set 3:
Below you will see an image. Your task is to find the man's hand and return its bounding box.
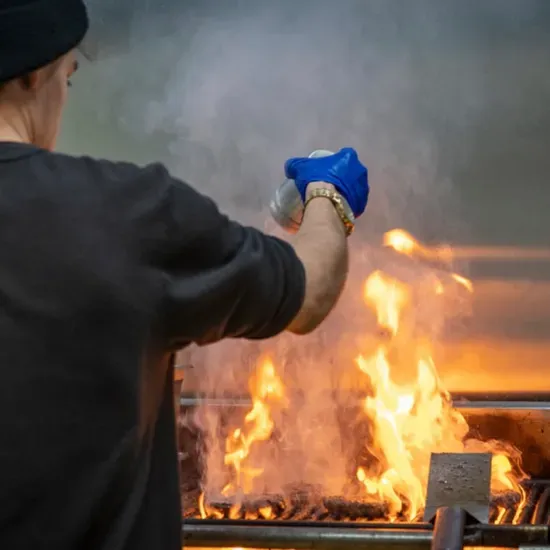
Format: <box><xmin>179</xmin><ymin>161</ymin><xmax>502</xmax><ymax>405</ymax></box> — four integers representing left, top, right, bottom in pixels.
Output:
<box><xmin>285</xmin><ymin>148</ymin><xmax>369</xmax><ymax>335</ymax></box>
<box><xmin>285</xmin><ymin>147</ymin><xmax>369</xmax><ymax>217</ymax></box>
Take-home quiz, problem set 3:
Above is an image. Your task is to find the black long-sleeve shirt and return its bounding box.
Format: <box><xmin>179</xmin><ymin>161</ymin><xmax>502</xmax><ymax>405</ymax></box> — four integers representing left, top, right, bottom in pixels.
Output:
<box><xmin>0</xmin><ymin>142</ymin><xmax>305</xmax><ymax>550</ymax></box>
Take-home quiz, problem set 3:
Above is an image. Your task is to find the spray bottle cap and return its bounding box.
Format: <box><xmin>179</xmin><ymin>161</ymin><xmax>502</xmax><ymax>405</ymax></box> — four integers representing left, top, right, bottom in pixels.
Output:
<box><xmin>308</xmin><ymin>149</ymin><xmax>334</xmax><ymax>159</ymax></box>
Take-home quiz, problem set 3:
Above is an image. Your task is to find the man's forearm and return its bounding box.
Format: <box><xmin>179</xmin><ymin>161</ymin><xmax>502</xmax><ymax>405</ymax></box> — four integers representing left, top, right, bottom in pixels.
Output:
<box><xmin>286</xmin><ymin>183</ymin><xmax>349</xmax><ymax>334</ymax></box>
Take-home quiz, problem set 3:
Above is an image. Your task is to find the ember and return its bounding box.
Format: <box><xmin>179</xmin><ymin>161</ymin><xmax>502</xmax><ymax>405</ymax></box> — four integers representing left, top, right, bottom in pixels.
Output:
<box><xmin>190</xmin><ymin>229</ymin><xmax>527</xmax><ymax>525</ymax></box>
<box><xmin>186</xmin><ymin>486</ymin><xmax>528</xmax><ymax>523</ymax></box>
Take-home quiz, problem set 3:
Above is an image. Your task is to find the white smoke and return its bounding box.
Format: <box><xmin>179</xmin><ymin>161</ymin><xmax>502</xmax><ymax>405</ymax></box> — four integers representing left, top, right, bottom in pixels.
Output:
<box><xmin>62</xmin><ymin>0</ymin><xmax>550</xmax><ymax>499</ymax></box>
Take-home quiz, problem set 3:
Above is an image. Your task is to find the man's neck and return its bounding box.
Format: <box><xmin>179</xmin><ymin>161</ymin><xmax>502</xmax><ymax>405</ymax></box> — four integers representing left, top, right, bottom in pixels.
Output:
<box><xmin>0</xmin><ymin>126</ymin><xmax>29</xmax><ymax>144</ymax></box>
<box><xmin>0</xmin><ymin>109</ymin><xmax>32</xmax><ymax>144</ymax></box>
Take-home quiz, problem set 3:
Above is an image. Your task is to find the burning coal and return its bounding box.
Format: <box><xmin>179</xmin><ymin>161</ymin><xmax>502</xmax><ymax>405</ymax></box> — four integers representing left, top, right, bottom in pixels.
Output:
<box><xmin>194</xmin><ymin>229</ymin><xmax>527</xmax><ymax>523</ymax></box>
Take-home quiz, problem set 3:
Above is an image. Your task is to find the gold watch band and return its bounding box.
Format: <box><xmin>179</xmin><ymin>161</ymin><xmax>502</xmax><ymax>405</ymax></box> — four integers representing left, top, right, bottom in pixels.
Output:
<box><xmin>304</xmin><ymin>188</ymin><xmax>355</xmax><ymax>236</ymax></box>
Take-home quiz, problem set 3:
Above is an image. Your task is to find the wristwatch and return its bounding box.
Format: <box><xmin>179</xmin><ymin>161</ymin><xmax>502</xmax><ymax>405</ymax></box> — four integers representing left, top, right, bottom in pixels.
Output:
<box><xmin>304</xmin><ymin>187</ymin><xmax>356</xmax><ymax>236</ymax></box>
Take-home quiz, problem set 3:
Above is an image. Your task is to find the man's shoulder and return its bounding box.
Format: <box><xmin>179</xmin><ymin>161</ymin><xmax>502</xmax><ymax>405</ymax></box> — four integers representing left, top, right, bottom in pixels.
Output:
<box><xmin>27</xmin><ymin>150</ymin><xmax>181</xmax><ymax>210</ymax></box>
<box><xmin>43</xmin><ymin>150</ymin><xmax>169</xmax><ymax>186</ymax></box>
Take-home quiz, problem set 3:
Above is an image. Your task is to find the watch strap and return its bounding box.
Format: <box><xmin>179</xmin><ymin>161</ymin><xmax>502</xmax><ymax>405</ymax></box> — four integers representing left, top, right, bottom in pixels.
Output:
<box><xmin>304</xmin><ymin>188</ymin><xmax>355</xmax><ymax>236</ymax></box>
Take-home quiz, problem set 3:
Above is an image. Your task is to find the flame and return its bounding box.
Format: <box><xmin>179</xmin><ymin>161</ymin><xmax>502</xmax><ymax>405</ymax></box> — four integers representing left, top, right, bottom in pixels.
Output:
<box><xmin>384</xmin><ymin>230</ymin><xmax>474</xmax><ymax>295</ymax></box>
<box><xmin>364</xmin><ymin>271</ymin><xmax>408</xmax><ymax>336</ymax></box>
<box><xmin>384</xmin><ymin>229</ymin><xmax>423</xmax><ymax>257</ymax></box>
<box><xmin>259</xmin><ymin>505</ymin><xmax>273</xmax><ymax>519</ymax></box>
<box><xmin>495</xmin><ymin>506</ymin><xmax>507</xmax><ymax>524</ymax></box>
<box><xmin>223</xmin><ymin>357</ymin><xmax>285</xmax><ymax>495</ymax></box>
<box><xmin>198</xmin><ymin>491</ymin><xmax>223</xmax><ymax>519</ymax></box>
<box><xmin>355</xmin><ymin>243</ymin><xmax>525</xmax><ymax>521</ymax></box>
<box><xmin>206</xmin><ymin>228</ymin><xmax>525</xmax><ymax>524</ymax></box>
<box><xmin>450</xmin><ymin>273</ymin><xmax>474</xmax><ymax>293</ymax></box>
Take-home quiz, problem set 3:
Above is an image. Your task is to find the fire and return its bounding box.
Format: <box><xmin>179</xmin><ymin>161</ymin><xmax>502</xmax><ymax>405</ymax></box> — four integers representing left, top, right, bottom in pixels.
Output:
<box><xmin>384</xmin><ymin>229</ymin><xmax>475</xmax><ymax>292</ymax></box>
<box><xmin>364</xmin><ymin>271</ymin><xmax>408</xmax><ymax>336</ymax></box>
<box><xmin>201</xmin><ymin>228</ymin><xmax>526</xmax><ymax>522</ymax></box>
<box><xmin>384</xmin><ymin>229</ymin><xmax>423</xmax><ymax>257</ymax></box>
<box><xmin>222</xmin><ymin>357</ymin><xmax>285</xmax><ymax>496</ymax></box>
<box><xmin>451</xmin><ymin>273</ymin><xmax>474</xmax><ymax>293</ymax></box>
<box><xmin>354</xmin><ymin>233</ymin><xmax>525</xmax><ymax>520</ymax></box>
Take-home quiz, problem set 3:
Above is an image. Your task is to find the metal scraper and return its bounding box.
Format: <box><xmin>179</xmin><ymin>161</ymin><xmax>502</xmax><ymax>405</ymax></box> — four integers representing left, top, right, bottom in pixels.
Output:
<box><xmin>424</xmin><ymin>453</ymin><xmax>492</xmax><ymax>550</ymax></box>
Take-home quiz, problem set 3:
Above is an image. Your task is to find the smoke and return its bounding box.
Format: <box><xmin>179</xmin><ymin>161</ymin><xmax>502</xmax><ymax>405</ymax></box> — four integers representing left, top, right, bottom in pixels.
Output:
<box><xmin>78</xmin><ymin>0</ymin><xmax>479</xmax><ymax>234</ymax></box>
<box><xmin>73</xmin><ymin>0</ymin><xmax>550</xmax><ymax>499</ymax></box>
<box><xmin>75</xmin><ymin>0</ymin><xmax>550</xmax><ymax>240</ymax></box>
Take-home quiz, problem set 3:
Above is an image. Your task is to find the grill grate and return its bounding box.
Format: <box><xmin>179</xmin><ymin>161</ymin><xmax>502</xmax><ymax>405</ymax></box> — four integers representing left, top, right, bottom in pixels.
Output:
<box><xmin>178</xmin><ymin>398</ymin><xmax>550</xmax><ymax>547</ymax></box>
<box><xmin>182</xmin><ymin>481</ymin><xmax>550</xmax><ymax>525</ymax></box>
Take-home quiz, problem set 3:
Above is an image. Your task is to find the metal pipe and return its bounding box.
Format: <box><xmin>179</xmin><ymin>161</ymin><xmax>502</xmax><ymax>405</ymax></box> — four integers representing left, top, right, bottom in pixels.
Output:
<box><xmin>183</xmin><ymin>523</ymin><xmax>433</xmax><ymax>550</ymax></box>
<box><xmin>184</xmin><ymin>518</ymin><xmax>433</xmax><ymax>530</ymax></box>
<box><xmin>182</xmin><ymin>522</ymin><xmax>549</xmax><ymax>549</ymax></box>
<box><xmin>431</xmin><ymin>507</ymin><xmax>466</xmax><ymax>550</ymax></box>
<box><xmin>534</xmin><ymin>487</ymin><xmax>550</xmax><ymax>524</ymax></box>
<box><xmin>179</xmin><ymin>391</ymin><xmax>550</xmax><ymax>409</ymax></box>
<box><xmin>469</xmin><ymin>524</ymin><xmax>549</xmax><ymax>547</ymax></box>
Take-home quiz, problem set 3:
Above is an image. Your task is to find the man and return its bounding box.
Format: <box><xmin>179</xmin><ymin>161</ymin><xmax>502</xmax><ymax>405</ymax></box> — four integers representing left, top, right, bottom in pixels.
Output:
<box><xmin>0</xmin><ymin>1</ymin><xmax>368</xmax><ymax>549</ymax></box>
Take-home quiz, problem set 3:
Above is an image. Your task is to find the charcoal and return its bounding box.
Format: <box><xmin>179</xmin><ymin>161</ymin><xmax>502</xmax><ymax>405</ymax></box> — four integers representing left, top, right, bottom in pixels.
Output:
<box><xmin>243</xmin><ymin>496</ymin><xmax>286</xmax><ymax>519</ymax></box>
<box><xmin>323</xmin><ymin>497</ymin><xmax>388</xmax><ymax>520</ymax></box>
<box><xmin>182</xmin><ymin>489</ymin><xmax>202</xmax><ymax>517</ymax></box>
<box><xmin>185</xmin><ymin>486</ymin><xmax>528</xmax><ymax>523</ymax></box>
<box><xmin>284</xmin><ymin>483</ymin><xmax>323</xmax><ymax>499</ymax></box>
<box><xmin>491</xmin><ymin>491</ymin><xmax>522</xmax><ymax>508</ymax></box>
<box><xmin>291</xmin><ymin>504</ymin><xmax>324</xmax><ymax>521</ymax></box>
<box><xmin>313</xmin><ymin>510</ymin><xmax>330</xmax><ymax>521</ymax></box>
<box><xmin>209</xmin><ymin>500</ymin><xmax>233</xmax><ymax>518</ymax></box>
<box><xmin>182</xmin><ymin>506</ymin><xmax>199</xmax><ymax>519</ymax></box>
<box><xmin>280</xmin><ymin>505</ymin><xmax>300</xmax><ymax>520</ymax></box>
<box><xmin>487</xmin><ymin>491</ymin><xmax>523</xmax><ymax>524</ymax></box>
<box><xmin>500</xmin><ymin>506</ymin><xmax>517</xmax><ymax>524</ymax></box>
<box><xmin>308</xmin><ymin>505</ymin><xmax>328</xmax><ymax>520</ymax></box>
<box><xmin>206</xmin><ymin>494</ymin><xmax>286</xmax><ymax>520</ymax></box>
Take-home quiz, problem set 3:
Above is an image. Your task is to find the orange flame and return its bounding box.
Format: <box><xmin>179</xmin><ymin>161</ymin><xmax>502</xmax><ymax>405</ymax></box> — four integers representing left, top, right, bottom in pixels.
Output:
<box><xmin>364</xmin><ymin>271</ymin><xmax>408</xmax><ymax>336</ymax></box>
<box><xmin>212</xmin><ymin>228</ymin><xmax>525</xmax><ymax>523</ymax></box>
<box><xmin>198</xmin><ymin>491</ymin><xmax>223</xmax><ymax>519</ymax></box>
<box><xmin>384</xmin><ymin>229</ymin><xmax>423</xmax><ymax>257</ymax></box>
<box><xmin>355</xmin><ymin>246</ymin><xmax>524</xmax><ymax>520</ymax></box>
<box><xmin>451</xmin><ymin>273</ymin><xmax>474</xmax><ymax>293</ymax></box>
<box><xmin>223</xmin><ymin>357</ymin><xmax>285</xmax><ymax>495</ymax></box>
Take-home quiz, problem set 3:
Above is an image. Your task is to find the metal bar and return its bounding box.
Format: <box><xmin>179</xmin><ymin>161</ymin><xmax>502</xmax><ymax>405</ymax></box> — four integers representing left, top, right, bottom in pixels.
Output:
<box><xmin>179</xmin><ymin>391</ymin><xmax>550</xmax><ymax>409</ymax></box>
<box><xmin>534</xmin><ymin>487</ymin><xmax>550</xmax><ymax>525</ymax></box>
<box><xmin>451</xmin><ymin>392</ymin><xmax>550</xmax><ymax>402</ymax></box>
<box><xmin>183</xmin><ymin>523</ymin><xmax>433</xmax><ymax>550</ymax></box>
<box><xmin>431</xmin><ymin>507</ymin><xmax>466</xmax><ymax>550</ymax></box>
<box><xmin>467</xmin><ymin>524</ymin><xmax>549</xmax><ymax>547</ymax></box>
<box><xmin>182</xmin><ymin>522</ymin><xmax>549</xmax><ymax>549</ymax></box>
<box><xmin>180</xmin><ymin>396</ymin><xmax>550</xmax><ymax>410</ymax></box>
<box><xmin>518</xmin><ymin>486</ymin><xmax>544</xmax><ymax>525</ymax></box>
<box><xmin>184</xmin><ymin>518</ymin><xmax>433</xmax><ymax>530</ymax></box>
<box><xmin>453</xmin><ymin>401</ymin><xmax>550</xmax><ymax>411</ymax></box>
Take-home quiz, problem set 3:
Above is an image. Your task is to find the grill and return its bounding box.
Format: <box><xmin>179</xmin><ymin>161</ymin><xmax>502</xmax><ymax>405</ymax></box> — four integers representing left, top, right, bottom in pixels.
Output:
<box><xmin>178</xmin><ymin>390</ymin><xmax>550</xmax><ymax>550</ymax></box>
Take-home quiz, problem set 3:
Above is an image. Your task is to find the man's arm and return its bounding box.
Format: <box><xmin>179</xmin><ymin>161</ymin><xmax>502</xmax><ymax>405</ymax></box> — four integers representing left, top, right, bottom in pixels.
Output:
<box><xmin>140</xmin><ymin>166</ymin><xmax>308</xmax><ymax>348</ymax></box>
<box><xmin>286</xmin><ymin>182</ymin><xmax>348</xmax><ymax>334</ymax></box>
<box><xmin>93</xmin><ymin>148</ymin><xmax>365</xmax><ymax>349</ymax></box>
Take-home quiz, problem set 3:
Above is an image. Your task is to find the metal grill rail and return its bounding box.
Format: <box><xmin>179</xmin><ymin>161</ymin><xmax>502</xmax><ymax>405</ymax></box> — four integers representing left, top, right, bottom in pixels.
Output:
<box><xmin>182</xmin><ymin>481</ymin><xmax>550</xmax><ymax>549</ymax></box>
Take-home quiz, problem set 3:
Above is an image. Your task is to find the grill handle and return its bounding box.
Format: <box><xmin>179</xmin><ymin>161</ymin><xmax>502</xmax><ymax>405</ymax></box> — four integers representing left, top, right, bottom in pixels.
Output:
<box><xmin>431</xmin><ymin>506</ymin><xmax>466</xmax><ymax>550</ymax></box>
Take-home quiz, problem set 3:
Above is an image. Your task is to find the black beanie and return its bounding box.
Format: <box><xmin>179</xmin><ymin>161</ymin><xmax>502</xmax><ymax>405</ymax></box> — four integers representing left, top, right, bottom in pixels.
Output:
<box><xmin>0</xmin><ymin>0</ymin><xmax>89</xmax><ymax>84</ymax></box>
